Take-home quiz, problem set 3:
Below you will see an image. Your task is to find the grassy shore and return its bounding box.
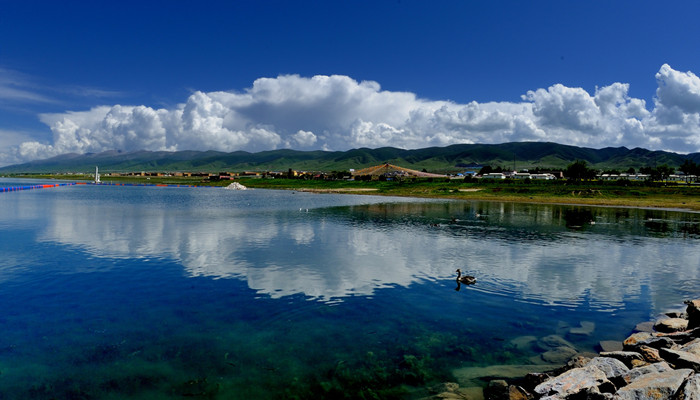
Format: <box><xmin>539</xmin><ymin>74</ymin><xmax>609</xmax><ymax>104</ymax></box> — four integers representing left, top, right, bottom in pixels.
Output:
<box><xmin>232</xmin><ymin>177</ymin><xmax>700</xmax><ymax>212</ymax></box>
<box><xmin>8</xmin><ymin>174</ymin><xmax>700</xmax><ymax>211</ymax></box>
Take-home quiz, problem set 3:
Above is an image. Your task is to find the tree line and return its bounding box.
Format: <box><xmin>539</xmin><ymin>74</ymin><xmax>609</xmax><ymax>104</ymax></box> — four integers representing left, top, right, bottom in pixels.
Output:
<box><xmin>478</xmin><ymin>159</ymin><xmax>700</xmax><ymax>182</ymax></box>
<box><xmin>565</xmin><ymin>159</ymin><xmax>699</xmax><ymax>181</ymax></box>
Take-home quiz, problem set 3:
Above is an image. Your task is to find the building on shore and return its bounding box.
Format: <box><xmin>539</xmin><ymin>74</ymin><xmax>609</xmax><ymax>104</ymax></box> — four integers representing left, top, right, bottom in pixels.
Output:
<box><xmin>351</xmin><ymin>163</ymin><xmax>447</xmax><ymax>179</ymax></box>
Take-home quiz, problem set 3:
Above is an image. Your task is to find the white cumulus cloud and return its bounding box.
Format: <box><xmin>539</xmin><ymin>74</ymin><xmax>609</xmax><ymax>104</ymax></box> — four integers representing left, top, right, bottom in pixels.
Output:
<box><xmin>291</xmin><ymin>130</ymin><xmax>317</xmax><ymax>147</ymax></box>
<box><xmin>5</xmin><ymin>64</ymin><xmax>700</xmax><ymax>165</ymax></box>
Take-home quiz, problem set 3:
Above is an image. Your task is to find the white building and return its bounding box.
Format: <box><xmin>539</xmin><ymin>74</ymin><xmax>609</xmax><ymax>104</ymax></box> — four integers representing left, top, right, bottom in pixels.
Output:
<box><xmin>512</xmin><ymin>172</ymin><xmax>531</xmax><ymax>180</ymax></box>
<box><xmin>481</xmin><ymin>173</ymin><xmax>506</xmax><ymax>179</ymax></box>
<box><xmin>530</xmin><ymin>173</ymin><xmax>556</xmax><ymax>180</ymax></box>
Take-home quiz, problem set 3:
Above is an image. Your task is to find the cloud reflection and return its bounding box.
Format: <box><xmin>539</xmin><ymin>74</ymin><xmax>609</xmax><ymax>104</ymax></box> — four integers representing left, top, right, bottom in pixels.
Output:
<box><xmin>37</xmin><ymin>190</ymin><xmax>700</xmax><ymax>309</ymax></box>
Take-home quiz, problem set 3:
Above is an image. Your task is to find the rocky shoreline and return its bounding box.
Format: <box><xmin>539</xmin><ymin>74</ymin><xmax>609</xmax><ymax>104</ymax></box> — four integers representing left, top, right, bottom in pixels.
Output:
<box><xmin>423</xmin><ymin>299</ymin><xmax>700</xmax><ymax>400</ymax></box>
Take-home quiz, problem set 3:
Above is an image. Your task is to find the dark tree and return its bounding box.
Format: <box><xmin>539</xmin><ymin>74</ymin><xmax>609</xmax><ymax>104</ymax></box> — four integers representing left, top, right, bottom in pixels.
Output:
<box><xmin>478</xmin><ymin>165</ymin><xmax>494</xmax><ymax>175</ymax></box>
<box><xmin>680</xmin><ymin>160</ymin><xmax>699</xmax><ymax>176</ymax></box>
<box><xmin>478</xmin><ymin>165</ymin><xmax>503</xmax><ymax>175</ymax></box>
<box><xmin>638</xmin><ymin>165</ymin><xmax>675</xmax><ymax>182</ymax></box>
<box><xmin>565</xmin><ymin>160</ymin><xmax>596</xmax><ymax>181</ymax></box>
<box><xmin>650</xmin><ymin>164</ymin><xmax>674</xmax><ymax>181</ymax></box>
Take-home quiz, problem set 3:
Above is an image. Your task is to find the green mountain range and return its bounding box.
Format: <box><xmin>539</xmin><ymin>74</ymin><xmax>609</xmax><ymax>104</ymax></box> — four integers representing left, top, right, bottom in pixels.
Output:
<box><xmin>2</xmin><ymin>142</ymin><xmax>699</xmax><ymax>174</ymax></box>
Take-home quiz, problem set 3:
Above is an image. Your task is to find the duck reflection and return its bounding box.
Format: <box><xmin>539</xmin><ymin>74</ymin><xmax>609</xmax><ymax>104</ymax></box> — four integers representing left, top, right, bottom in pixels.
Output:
<box><xmin>455</xmin><ymin>269</ymin><xmax>476</xmax><ymax>291</ymax></box>
<box><xmin>456</xmin><ymin>269</ymin><xmax>476</xmax><ymax>285</ymax></box>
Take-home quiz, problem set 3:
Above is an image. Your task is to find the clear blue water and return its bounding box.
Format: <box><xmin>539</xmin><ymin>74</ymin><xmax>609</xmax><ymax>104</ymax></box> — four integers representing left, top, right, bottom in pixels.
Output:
<box><xmin>1</xmin><ymin>178</ymin><xmax>699</xmax><ymax>399</ymax></box>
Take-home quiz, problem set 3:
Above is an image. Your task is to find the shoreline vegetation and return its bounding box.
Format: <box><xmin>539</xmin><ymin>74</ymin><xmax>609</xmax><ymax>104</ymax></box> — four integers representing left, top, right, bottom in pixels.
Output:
<box><xmin>5</xmin><ymin>174</ymin><xmax>700</xmax><ymax>212</ymax></box>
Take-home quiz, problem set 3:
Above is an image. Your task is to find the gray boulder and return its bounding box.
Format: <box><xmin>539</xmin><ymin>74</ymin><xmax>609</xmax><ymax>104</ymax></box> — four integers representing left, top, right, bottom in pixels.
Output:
<box><xmin>506</xmin><ymin>385</ymin><xmax>532</xmax><ymax>400</ymax></box>
<box><xmin>599</xmin><ymin>351</ymin><xmax>644</xmax><ymax>368</ymax></box>
<box><xmin>587</xmin><ymin>357</ymin><xmax>630</xmax><ymax>381</ymax></box>
<box><xmin>614</xmin><ymin>369</ymin><xmax>693</xmax><ymax>400</ymax></box>
<box><xmin>654</xmin><ymin>318</ymin><xmax>689</xmax><ymax>333</ymax></box>
<box><xmin>660</xmin><ymin>328</ymin><xmax>700</xmax><ymax>345</ymax></box>
<box><xmin>620</xmin><ymin>362</ymin><xmax>673</xmax><ymax>385</ymax></box>
<box><xmin>534</xmin><ymin>365</ymin><xmax>610</xmax><ymax>398</ymax></box>
<box><xmin>682</xmin><ymin>339</ymin><xmax>700</xmax><ymax>357</ymax></box>
<box><xmin>623</xmin><ymin>332</ymin><xmax>653</xmax><ymax>348</ymax></box>
<box><xmin>676</xmin><ymin>373</ymin><xmax>700</xmax><ymax>400</ymax></box>
<box><xmin>659</xmin><ymin>348</ymin><xmax>700</xmax><ymax>372</ymax></box>
<box><xmin>638</xmin><ymin>345</ymin><xmax>665</xmax><ymax>363</ymax></box>
<box><xmin>644</xmin><ymin>336</ymin><xmax>677</xmax><ymax>349</ymax></box>
<box><xmin>624</xmin><ymin>333</ymin><xmax>675</xmax><ymax>351</ymax></box>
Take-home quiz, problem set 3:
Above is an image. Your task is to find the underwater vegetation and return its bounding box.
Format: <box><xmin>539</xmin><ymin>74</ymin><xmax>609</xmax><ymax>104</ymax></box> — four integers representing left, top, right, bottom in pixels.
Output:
<box><xmin>1</xmin><ymin>320</ymin><xmax>545</xmax><ymax>399</ymax></box>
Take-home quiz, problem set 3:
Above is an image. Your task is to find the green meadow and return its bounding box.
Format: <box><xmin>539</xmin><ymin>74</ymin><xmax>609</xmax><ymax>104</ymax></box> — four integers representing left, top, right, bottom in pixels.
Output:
<box><xmin>8</xmin><ymin>174</ymin><xmax>700</xmax><ymax>211</ymax></box>
<box><xmin>234</xmin><ymin>177</ymin><xmax>700</xmax><ymax>211</ymax></box>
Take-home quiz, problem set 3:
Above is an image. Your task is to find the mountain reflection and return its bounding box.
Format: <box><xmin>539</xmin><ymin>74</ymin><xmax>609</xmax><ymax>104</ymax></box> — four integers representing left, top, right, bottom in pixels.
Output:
<box><xmin>39</xmin><ymin>190</ymin><xmax>700</xmax><ymax>309</ymax></box>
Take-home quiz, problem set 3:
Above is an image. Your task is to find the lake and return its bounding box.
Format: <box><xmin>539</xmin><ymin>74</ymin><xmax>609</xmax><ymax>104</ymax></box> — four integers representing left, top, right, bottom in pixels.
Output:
<box><xmin>1</xmin><ymin>178</ymin><xmax>699</xmax><ymax>399</ymax></box>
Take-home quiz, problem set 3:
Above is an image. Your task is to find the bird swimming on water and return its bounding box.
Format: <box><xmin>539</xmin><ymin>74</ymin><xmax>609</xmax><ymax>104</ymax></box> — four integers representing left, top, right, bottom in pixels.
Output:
<box><xmin>455</xmin><ymin>269</ymin><xmax>476</xmax><ymax>285</ymax></box>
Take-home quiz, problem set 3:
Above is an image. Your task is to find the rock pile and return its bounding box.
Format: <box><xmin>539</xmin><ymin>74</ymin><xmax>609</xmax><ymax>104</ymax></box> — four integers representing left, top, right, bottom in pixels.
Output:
<box><xmin>224</xmin><ymin>182</ymin><xmax>247</xmax><ymax>190</ymax></box>
<box><xmin>485</xmin><ymin>298</ymin><xmax>700</xmax><ymax>400</ymax></box>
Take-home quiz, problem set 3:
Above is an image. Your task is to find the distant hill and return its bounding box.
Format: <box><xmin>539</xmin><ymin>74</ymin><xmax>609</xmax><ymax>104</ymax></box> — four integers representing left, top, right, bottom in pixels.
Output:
<box><xmin>1</xmin><ymin>142</ymin><xmax>699</xmax><ymax>174</ymax></box>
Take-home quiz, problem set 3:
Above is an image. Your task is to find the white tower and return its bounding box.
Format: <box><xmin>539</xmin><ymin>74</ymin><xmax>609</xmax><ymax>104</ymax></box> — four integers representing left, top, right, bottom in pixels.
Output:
<box><xmin>95</xmin><ymin>166</ymin><xmax>101</xmax><ymax>183</ymax></box>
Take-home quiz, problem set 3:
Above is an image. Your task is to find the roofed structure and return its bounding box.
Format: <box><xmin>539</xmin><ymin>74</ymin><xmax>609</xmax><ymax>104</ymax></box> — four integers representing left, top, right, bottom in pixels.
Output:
<box><xmin>351</xmin><ymin>163</ymin><xmax>446</xmax><ymax>178</ymax></box>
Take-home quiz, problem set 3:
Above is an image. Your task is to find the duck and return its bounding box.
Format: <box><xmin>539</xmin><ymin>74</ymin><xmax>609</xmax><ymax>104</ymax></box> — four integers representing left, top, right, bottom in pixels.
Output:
<box><xmin>455</xmin><ymin>269</ymin><xmax>476</xmax><ymax>285</ymax></box>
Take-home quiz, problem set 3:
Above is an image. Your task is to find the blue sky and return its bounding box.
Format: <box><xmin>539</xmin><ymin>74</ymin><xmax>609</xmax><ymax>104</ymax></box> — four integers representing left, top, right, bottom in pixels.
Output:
<box><xmin>2</xmin><ymin>1</ymin><xmax>700</xmax><ymax>165</ymax></box>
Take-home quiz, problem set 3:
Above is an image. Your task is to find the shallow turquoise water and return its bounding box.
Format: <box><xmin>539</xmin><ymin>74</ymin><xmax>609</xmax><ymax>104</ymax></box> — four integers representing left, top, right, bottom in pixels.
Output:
<box><xmin>1</xmin><ymin>179</ymin><xmax>699</xmax><ymax>399</ymax></box>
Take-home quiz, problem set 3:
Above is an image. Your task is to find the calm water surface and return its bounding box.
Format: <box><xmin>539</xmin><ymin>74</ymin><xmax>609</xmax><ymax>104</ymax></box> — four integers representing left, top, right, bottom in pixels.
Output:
<box><xmin>1</xmin><ymin>178</ymin><xmax>699</xmax><ymax>399</ymax></box>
